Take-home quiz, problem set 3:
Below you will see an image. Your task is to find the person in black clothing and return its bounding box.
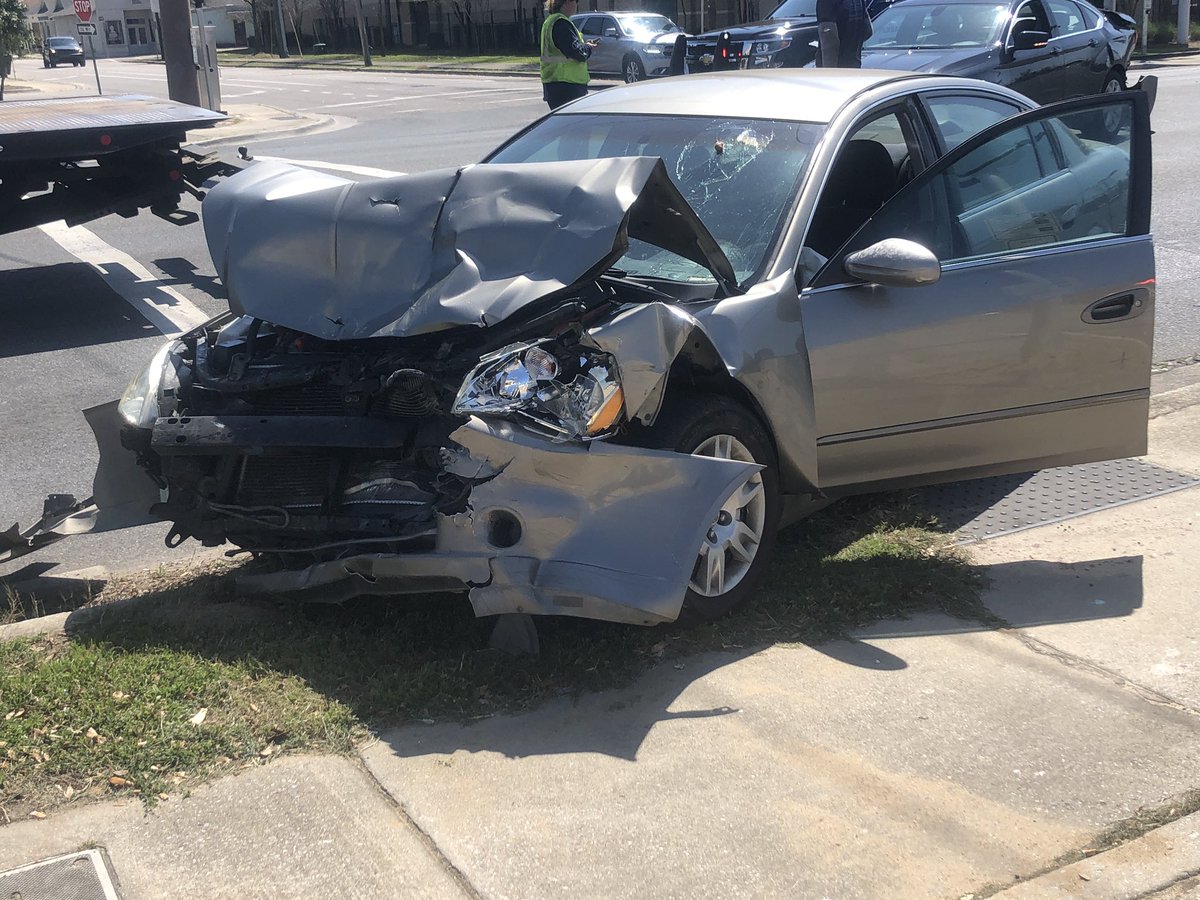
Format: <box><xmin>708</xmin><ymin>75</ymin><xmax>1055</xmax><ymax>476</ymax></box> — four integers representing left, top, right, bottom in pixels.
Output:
<box><xmin>816</xmin><ymin>0</ymin><xmax>871</xmax><ymax>67</ymax></box>
<box><xmin>540</xmin><ymin>0</ymin><xmax>599</xmax><ymax>111</ymax></box>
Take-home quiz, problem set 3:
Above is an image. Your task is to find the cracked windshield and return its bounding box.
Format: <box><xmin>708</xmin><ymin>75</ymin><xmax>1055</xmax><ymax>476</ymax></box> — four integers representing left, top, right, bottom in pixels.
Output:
<box><xmin>489</xmin><ymin>115</ymin><xmax>823</xmax><ymax>286</ymax></box>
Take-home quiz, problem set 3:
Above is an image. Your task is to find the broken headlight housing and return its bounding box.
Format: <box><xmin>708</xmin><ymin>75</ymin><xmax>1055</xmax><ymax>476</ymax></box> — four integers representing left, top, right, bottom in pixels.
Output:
<box><xmin>452</xmin><ymin>341</ymin><xmax>625</xmax><ymax>442</ymax></box>
<box><xmin>117</xmin><ymin>340</ymin><xmax>180</xmax><ymax>429</ymax></box>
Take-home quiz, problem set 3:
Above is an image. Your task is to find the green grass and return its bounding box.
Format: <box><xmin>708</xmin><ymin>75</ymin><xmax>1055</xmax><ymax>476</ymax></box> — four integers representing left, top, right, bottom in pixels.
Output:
<box><xmin>0</xmin><ymin>495</ymin><xmax>983</xmax><ymax>817</ymax></box>
<box><xmin>216</xmin><ymin>49</ymin><xmax>538</xmax><ymax>68</ymax></box>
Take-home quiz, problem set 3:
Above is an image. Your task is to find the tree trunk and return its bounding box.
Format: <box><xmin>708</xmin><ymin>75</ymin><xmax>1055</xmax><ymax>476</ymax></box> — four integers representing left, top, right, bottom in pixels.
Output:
<box><xmin>352</xmin><ymin>0</ymin><xmax>373</xmax><ymax>65</ymax></box>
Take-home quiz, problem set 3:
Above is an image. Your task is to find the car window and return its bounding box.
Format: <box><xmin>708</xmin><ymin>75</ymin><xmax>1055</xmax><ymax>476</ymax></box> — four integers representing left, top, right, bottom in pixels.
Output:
<box><xmin>623</xmin><ymin>15</ymin><xmax>679</xmax><ymax>33</ymax></box>
<box><xmin>768</xmin><ymin>0</ymin><xmax>819</xmax><ymax>17</ymax></box>
<box><xmin>489</xmin><ymin>115</ymin><xmax>823</xmax><ymax>286</ymax></box>
<box><xmin>580</xmin><ymin>18</ymin><xmax>604</xmax><ymax>36</ymax></box>
<box><xmin>832</xmin><ymin>103</ymin><xmax>1133</xmax><ymax>268</ymax></box>
<box><xmin>864</xmin><ymin>2</ymin><xmax>1010</xmax><ymax>49</ymax></box>
<box><xmin>1047</xmin><ymin>0</ymin><xmax>1088</xmax><ymax>34</ymax></box>
<box><xmin>924</xmin><ymin>94</ymin><xmax>1025</xmax><ymax>151</ymax></box>
<box><xmin>1011</xmin><ymin>0</ymin><xmax>1053</xmax><ymax>38</ymax></box>
<box><xmin>596</xmin><ymin>16</ymin><xmax>619</xmax><ymax>34</ymax></box>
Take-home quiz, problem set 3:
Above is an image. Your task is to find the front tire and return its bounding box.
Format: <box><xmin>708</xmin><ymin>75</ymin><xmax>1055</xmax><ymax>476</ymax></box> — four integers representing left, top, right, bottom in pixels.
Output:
<box><xmin>623</xmin><ymin>55</ymin><xmax>646</xmax><ymax>83</ymax></box>
<box><xmin>631</xmin><ymin>393</ymin><xmax>781</xmax><ymax>622</ymax></box>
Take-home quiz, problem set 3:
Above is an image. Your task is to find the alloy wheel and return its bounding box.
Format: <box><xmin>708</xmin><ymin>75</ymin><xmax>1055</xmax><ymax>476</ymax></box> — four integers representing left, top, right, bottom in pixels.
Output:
<box><xmin>688</xmin><ymin>433</ymin><xmax>767</xmax><ymax>597</ymax></box>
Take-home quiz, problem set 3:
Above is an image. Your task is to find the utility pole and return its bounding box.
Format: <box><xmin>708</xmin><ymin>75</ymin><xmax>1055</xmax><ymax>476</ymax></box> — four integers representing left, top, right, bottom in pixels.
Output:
<box><xmin>352</xmin><ymin>0</ymin><xmax>372</xmax><ymax>65</ymax></box>
<box><xmin>1178</xmin><ymin>0</ymin><xmax>1189</xmax><ymax>46</ymax></box>
<box><xmin>160</xmin><ymin>0</ymin><xmax>200</xmax><ymax>105</ymax></box>
<box><xmin>274</xmin><ymin>0</ymin><xmax>289</xmax><ymax>57</ymax></box>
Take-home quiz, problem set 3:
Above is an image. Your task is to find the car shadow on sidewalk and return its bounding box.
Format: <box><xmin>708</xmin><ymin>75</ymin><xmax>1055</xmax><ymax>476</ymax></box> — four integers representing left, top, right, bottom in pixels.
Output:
<box><xmin>54</xmin><ymin>496</ymin><xmax>1145</xmax><ymax>762</ymax></box>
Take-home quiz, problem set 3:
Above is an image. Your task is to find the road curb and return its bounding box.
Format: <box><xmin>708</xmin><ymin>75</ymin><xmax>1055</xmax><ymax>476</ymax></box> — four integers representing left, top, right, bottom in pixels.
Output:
<box><xmin>992</xmin><ymin>808</ymin><xmax>1200</xmax><ymax>898</ymax></box>
<box><xmin>187</xmin><ymin>107</ymin><xmax>338</xmax><ymax>148</ymax></box>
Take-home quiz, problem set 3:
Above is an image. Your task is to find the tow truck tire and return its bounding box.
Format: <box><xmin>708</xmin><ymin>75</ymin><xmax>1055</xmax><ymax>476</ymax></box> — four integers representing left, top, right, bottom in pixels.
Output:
<box><xmin>631</xmin><ymin>392</ymin><xmax>782</xmax><ymax>623</ymax></box>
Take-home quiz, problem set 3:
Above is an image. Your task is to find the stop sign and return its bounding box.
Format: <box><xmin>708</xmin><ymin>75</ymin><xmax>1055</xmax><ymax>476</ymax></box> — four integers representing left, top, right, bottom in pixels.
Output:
<box><xmin>73</xmin><ymin>0</ymin><xmax>92</xmax><ymax>22</ymax></box>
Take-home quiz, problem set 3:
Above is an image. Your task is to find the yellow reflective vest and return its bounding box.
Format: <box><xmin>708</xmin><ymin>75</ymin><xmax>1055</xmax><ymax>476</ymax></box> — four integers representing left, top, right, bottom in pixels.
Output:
<box><xmin>540</xmin><ymin>13</ymin><xmax>589</xmax><ymax>86</ymax></box>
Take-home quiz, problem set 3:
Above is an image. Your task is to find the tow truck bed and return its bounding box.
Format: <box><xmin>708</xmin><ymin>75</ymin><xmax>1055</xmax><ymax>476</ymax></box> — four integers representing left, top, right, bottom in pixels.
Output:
<box><xmin>0</xmin><ymin>93</ymin><xmax>240</xmax><ymax>235</ymax></box>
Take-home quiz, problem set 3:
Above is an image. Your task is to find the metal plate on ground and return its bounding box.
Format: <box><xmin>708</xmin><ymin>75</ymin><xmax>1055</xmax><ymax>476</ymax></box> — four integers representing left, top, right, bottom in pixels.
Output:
<box><xmin>0</xmin><ymin>849</ymin><xmax>121</xmax><ymax>900</ymax></box>
<box><xmin>915</xmin><ymin>458</ymin><xmax>1200</xmax><ymax>542</ymax></box>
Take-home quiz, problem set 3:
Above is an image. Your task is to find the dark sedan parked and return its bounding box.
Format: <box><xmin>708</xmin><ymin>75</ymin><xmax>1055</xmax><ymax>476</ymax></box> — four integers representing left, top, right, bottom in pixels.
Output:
<box><xmin>860</xmin><ymin>0</ymin><xmax>1137</xmax><ymax>104</ymax></box>
<box><xmin>42</xmin><ymin>36</ymin><xmax>85</xmax><ymax>68</ymax></box>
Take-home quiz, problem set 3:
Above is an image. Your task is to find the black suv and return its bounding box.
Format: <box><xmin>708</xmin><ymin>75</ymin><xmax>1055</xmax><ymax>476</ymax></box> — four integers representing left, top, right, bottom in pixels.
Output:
<box><xmin>43</xmin><ymin>36</ymin><xmax>85</xmax><ymax>68</ymax></box>
<box><xmin>685</xmin><ymin>0</ymin><xmax>889</xmax><ymax>72</ymax></box>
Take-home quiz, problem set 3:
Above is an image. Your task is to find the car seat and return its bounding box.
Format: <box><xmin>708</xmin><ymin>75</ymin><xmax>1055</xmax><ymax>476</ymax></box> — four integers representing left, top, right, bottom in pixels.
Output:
<box><xmin>808</xmin><ymin>139</ymin><xmax>898</xmax><ymax>259</ymax></box>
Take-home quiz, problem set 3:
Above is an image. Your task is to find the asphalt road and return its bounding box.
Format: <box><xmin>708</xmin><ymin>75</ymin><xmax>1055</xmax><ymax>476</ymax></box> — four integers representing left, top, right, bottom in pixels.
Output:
<box><xmin>2</xmin><ymin>55</ymin><xmax>1198</xmax><ymax>585</ymax></box>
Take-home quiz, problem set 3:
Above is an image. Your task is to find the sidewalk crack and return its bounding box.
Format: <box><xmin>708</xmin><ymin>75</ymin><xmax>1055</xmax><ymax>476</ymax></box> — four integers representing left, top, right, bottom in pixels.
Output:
<box><xmin>350</xmin><ymin>750</ymin><xmax>484</xmax><ymax>900</ymax></box>
<box><xmin>997</xmin><ymin>627</ymin><xmax>1200</xmax><ymax>717</ymax></box>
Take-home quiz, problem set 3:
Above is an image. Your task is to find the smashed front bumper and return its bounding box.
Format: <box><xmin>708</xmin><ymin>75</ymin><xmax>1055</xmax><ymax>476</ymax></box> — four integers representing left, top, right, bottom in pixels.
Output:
<box><xmin>236</xmin><ymin>417</ymin><xmax>758</xmax><ymax>625</ymax></box>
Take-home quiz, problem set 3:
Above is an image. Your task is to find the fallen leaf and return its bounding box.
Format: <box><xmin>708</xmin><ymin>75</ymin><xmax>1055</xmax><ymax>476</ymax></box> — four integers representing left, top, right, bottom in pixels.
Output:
<box><xmin>136</xmin><ymin>740</ymin><xmax>148</xmax><ymax>747</ymax></box>
<box><xmin>249</xmin><ymin>703</ymin><xmax>260</xmax><ymax>713</ymax></box>
<box><xmin>157</xmin><ymin>793</ymin><xmax>169</xmax><ymax>801</ymax></box>
<box><xmin>112</xmin><ymin>691</ymin><xmax>128</xmax><ymax>701</ymax></box>
<box><xmin>260</xmin><ymin>744</ymin><xmax>279</xmax><ymax>757</ymax></box>
<box><xmin>64</xmin><ymin>785</ymin><xmax>75</xmax><ymax>799</ymax></box>
<box><xmin>1079</xmin><ymin>874</ymin><xmax>1091</xmax><ymax>882</ymax></box>
<box><xmin>108</xmin><ymin>776</ymin><xmax>131</xmax><ymax>788</ymax></box>
<box><xmin>190</xmin><ymin>708</ymin><xmax>208</xmax><ymax>726</ymax></box>
<box><xmin>5</xmin><ymin>709</ymin><xmax>25</xmax><ymax>720</ymax></box>
<box><xmin>29</xmin><ymin>811</ymin><xmax>47</xmax><ymax>819</ymax></box>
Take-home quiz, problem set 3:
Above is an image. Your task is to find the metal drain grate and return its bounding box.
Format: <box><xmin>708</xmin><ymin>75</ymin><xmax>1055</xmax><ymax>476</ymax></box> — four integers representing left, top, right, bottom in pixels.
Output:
<box><xmin>915</xmin><ymin>458</ymin><xmax>1200</xmax><ymax>542</ymax></box>
<box><xmin>0</xmin><ymin>849</ymin><xmax>121</xmax><ymax>900</ymax></box>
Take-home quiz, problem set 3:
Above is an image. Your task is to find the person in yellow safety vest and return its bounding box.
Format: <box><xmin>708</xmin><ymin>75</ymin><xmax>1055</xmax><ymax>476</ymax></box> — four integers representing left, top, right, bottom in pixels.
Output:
<box><xmin>540</xmin><ymin>0</ymin><xmax>599</xmax><ymax>111</ymax></box>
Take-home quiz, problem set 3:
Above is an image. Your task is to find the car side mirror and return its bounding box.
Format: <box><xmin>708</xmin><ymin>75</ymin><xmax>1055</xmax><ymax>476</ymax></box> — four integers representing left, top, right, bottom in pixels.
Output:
<box><xmin>1011</xmin><ymin>29</ymin><xmax>1050</xmax><ymax>51</ymax></box>
<box><xmin>603</xmin><ymin>27</ymin><xmax>619</xmax><ymax>37</ymax></box>
<box><xmin>844</xmin><ymin>238</ymin><xmax>941</xmax><ymax>287</ymax></box>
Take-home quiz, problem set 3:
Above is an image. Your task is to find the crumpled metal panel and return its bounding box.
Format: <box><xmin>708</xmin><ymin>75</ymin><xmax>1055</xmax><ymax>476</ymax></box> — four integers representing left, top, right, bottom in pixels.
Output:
<box><xmin>0</xmin><ymin>402</ymin><xmax>159</xmax><ymax>563</ymax></box>
<box><xmin>587</xmin><ymin>302</ymin><xmax>698</xmax><ymax>424</ymax></box>
<box><xmin>203</xmin><ymin>156</ymin><xmax>737</xmax><ymax>341</ymax></box>
<box><xmin>238</xmin><ymin>417</ymin><xmax>759</xmax><ymax>625</ymax></box>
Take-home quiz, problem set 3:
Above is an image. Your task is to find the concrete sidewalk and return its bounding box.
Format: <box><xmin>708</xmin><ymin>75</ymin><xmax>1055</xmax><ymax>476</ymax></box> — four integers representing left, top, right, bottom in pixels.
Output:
<box><xmin>1</xmin><ymin>379</ymin><xmax>1197</xmax><ymax>897</ymax></box>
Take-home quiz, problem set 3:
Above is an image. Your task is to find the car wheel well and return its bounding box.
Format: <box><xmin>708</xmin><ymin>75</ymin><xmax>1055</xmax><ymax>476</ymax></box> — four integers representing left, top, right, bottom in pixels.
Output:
<box><xmin>652</xmin><ymin>336</ymin><xmax>781</xmax><ymax>471</ymax></box>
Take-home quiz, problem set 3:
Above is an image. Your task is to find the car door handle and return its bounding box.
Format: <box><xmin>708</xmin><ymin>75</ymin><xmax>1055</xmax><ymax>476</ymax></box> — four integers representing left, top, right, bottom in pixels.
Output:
<box><xmin>1088</xmin><ymin>38</ymin><xmax>1097</xmax><ymax>46</ymax></box>
<box><xmin>1082</xmin><ymin>291</ymin><xmax>1146</xmax><ymax>323</ymax></box>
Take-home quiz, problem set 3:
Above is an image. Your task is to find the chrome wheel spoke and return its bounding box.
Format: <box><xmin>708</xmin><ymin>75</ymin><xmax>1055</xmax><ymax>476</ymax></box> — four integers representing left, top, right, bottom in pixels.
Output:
<box><xmin>704</xmin><ymin>543</ymin><xmax>726</xmax><ymax>595</ymax></box>
<box><xmin>735</xmin><ymin>477</ymin><xmax>764</xmax><ymax>510</ymax></box>
<box><xmin>728</xmin><ymin>521</ymin><xmax>758</xmax><ymax>563</ymax></box>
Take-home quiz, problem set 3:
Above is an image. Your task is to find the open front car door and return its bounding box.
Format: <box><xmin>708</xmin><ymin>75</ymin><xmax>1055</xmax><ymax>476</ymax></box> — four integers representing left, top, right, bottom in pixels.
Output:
<box><xmin>802</xmin><ymin>88</ymin><xmax>1153</xmax><ymax>491</ymax></box>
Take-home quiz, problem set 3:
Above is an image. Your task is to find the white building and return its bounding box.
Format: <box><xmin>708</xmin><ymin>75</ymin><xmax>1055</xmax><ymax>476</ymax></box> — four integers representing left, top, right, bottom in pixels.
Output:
<box><xmin>26</xmin><ymin>0</ymin><xmax>256</xmax><ymax>56</ymax></box>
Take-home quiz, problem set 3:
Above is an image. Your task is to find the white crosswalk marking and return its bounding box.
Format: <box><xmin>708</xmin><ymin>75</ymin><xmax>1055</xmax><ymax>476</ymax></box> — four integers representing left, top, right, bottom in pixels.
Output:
<box><xmin>38</xmin><ymin>221</ymin><xmax>211</xmax><ymax>337</ymax></box>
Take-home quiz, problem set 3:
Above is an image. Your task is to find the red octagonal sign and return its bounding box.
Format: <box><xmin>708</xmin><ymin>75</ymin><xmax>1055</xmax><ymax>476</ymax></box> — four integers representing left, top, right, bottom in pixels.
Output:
<box><xmin>73</xmin><ymin>0</ymin><xmax>92</xmax><ymax>22</ymax></box>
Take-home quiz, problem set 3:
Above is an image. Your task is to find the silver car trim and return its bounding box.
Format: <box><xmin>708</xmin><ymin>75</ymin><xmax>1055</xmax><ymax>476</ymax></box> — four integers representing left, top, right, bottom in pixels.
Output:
<box><xmin>816</xmin><ymin>388</ymin><xmax>1148</xmax><ymax>446</ymax></box>
<box><xmin>802</xmin><ymin>234</ymin><xmax>1151</xmax><ymax>296</ymax></box>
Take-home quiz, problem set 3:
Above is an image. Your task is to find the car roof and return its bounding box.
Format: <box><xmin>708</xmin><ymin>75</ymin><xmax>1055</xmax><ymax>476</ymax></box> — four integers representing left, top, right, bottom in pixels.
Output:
<box><xmin>574</xmin><ymin>10</ymin><xmax>673</xmax><ymax>17</ymax></box>
<box><xmin>48</xmin><ymin>36</ymin><xmax>79</xmax><ymax>42</ymax></box>
<box><xmin>878</xmin><ymin>0</ymin><xmax>1012</xmax><ymax>5</ymax></box>
<box><xmin>560</xmin><ymin>69</ymin><xmax>949</xmax><ymax>123</ymax></box>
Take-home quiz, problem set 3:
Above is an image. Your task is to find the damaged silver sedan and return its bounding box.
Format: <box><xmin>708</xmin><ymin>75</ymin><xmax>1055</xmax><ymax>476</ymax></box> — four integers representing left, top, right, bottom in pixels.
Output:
<box><xmin>5</xmin><ymin>71</ymin><xmax>1156</xmax><ymax>627</ymax></box>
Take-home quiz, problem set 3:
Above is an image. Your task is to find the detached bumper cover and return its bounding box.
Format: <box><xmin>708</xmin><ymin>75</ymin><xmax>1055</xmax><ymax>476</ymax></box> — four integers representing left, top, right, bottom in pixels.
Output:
<box><xmin>236</xmin><ymin>417</ymin><xmax>759</xmax><ymax>625</ymax></box>
<box><xmin>0</xmin><ymin>401</ymin><xmax>159</xmax><ymax>564</ymax></box>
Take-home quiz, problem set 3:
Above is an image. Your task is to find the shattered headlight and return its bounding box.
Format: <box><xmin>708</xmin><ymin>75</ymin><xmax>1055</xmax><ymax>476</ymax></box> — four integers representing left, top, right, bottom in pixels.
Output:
<box><xmin>452</xmin><ymin>341</ymin><xmax>625</xmax><ymax>442</ymax></box>
<box><xmin>117</xmin><ymin>340</ymin><xmax>179</xmax><ymax>429</ymax></box>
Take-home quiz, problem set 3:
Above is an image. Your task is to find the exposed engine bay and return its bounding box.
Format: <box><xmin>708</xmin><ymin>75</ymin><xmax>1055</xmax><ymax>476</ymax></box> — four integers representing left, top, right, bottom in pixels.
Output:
<box><xmin>132</xmin><ymin>276</ymin><xmax>661</xmax><ymax>561</ymax></box>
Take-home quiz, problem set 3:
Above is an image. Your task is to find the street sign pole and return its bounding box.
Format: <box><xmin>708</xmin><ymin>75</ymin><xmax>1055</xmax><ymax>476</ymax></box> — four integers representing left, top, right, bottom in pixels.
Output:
<box><xmin>73</xmin><ymin>0</ymin><xmax>102</xmax><ymax>94</ymax></box>
<box><xmin>87</xmin><ymin>34</ymin><xmax>101</xmax><ymax>94</ymax></box>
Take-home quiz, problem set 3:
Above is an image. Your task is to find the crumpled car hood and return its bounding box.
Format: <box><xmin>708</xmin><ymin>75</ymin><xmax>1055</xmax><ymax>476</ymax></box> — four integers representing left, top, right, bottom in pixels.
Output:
<box><xmin>203</xmin><ymin>156</ymin><xmax>738</xmax><ymax>341</ymax></box>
